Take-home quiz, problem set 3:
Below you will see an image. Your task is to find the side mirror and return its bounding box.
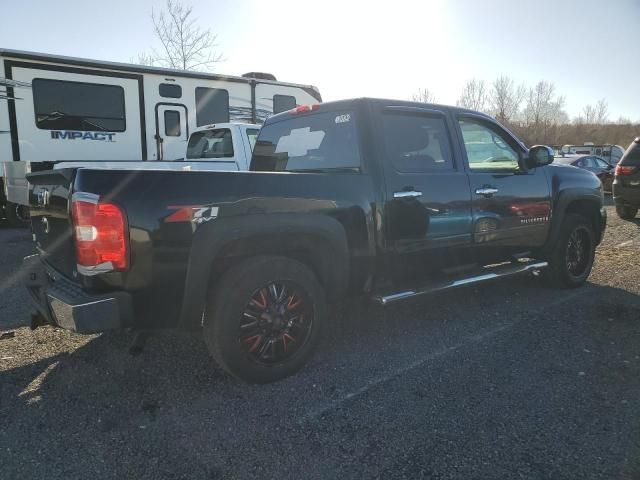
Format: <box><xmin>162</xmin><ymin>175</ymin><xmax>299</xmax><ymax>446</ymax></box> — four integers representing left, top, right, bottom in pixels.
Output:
<box><xmin>525</xmin><ymin>145</ymin><xmax>554</xmax><ymax>169</ymax></box>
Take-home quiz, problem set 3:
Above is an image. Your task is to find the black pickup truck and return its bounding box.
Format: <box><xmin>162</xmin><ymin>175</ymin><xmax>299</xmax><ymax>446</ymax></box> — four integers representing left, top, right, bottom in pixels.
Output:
<box><xmin>25</xmin><ymin>98</ymin><xmax>606</xmax><ymax>383</ymax></box>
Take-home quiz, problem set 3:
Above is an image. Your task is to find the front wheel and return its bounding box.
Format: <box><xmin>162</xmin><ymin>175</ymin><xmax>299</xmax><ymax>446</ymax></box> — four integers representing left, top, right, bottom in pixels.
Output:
<box><xmin>543</xmin><ymin>213</ymin><xmax>595</xmax><ymax>288</ymax></box>
<box><xmin>616</xmin><ymin>204</ymin><xmax>638</xmax><ymax>220</ymax></box>
<box><xmin>204</xmin><ymin>256</ymin><xmax>326</xmax><ymax>384</ymax></box>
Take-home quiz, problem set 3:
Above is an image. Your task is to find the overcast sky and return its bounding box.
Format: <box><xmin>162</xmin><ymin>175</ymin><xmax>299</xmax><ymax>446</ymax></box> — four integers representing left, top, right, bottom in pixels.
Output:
<box><xmin>2</xmin><ymin>0</ymin><xmax>639</xmax><ymax>121</ymax></box>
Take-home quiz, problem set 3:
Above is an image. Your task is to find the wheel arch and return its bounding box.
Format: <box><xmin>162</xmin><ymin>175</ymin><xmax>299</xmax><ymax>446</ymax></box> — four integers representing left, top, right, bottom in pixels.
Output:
<box><xmin>178</xmin><ymin>213</ymin><xmax>350</xmax><ymax>329</ymax></box>
<box><xmin>545</xmin><ymin>189</ymin><xmax>604</xmax><ymax>253</ymax></box>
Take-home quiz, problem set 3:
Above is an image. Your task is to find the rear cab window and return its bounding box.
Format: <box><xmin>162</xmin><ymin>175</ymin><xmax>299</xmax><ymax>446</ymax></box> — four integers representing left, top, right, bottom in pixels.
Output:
<box><xmin>251</xmin><ymin>110</ymin><xmax>361</xmax><ymax>172</ymax></box>
<box><xmin>187</xmin><ymin>129</ymin><xmax>234</xmax><ymax>159</ymax></box>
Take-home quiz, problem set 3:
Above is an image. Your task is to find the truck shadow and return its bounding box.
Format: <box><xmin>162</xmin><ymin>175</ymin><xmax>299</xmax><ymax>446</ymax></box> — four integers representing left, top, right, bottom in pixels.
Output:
<box><xmin>1</xmin><ymin>278</ymin><xmax>640</xmax><ymax>477</ymax></box>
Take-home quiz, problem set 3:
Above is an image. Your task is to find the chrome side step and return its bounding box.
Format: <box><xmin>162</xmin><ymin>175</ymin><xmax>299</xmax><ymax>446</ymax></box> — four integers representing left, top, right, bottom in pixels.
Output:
<box><xmin>373</xmin><ymin>260</ymin><xmax>548</xmax><ymax>306</ymax></box>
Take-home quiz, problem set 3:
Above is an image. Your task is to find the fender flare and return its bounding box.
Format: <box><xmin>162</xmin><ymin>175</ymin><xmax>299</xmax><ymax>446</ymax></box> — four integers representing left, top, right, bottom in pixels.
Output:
<box><xmin>545</xmin><ymin>188</ymin><xmax>604</xmax><ymax>252</ymax></box>
<box><xmin>178</xmin><ymin>213</ymin><xmax>350</xmax><ymax>328</ymax></box>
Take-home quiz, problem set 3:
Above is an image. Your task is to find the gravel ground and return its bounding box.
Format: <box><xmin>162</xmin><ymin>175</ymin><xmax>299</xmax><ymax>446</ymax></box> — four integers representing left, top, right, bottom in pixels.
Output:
<box><xmin>1</xmin><ymin>201</ymin><xmax>640</xmax><ymax>479</ymax></box>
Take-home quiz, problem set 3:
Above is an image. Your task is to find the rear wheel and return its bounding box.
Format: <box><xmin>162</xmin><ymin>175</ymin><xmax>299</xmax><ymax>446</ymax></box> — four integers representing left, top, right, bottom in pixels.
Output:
<box><xmin>543</xmin><ymin>213</ymin><xmax>595</xmax><ymax>288</ymax></box>
<box><xmin>615</xmin><ymin>204</ymin><xmax>638</xmax><ymax>220</ymax></box>
<box><xmin>5</xmin><ymin>202</ymin><xmax>30</xmax><ymax>228</ymax></box>
<box><xmin>204</xmin><ymin>255</ymin><xmax>326</xmax><ymax>384</ymax></box>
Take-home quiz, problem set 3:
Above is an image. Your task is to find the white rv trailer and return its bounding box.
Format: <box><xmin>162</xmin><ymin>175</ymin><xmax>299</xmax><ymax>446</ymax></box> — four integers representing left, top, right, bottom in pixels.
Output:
<box><xmin>0</xmin><ymin>48</ymin><xmax>321</xmax><ymax>163</ymax></box>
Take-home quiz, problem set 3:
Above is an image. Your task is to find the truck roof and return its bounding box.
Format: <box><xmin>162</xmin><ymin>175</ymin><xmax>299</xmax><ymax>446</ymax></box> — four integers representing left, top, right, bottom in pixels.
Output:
<box><xmin>266</xmin><ymin>97</ymin><xmax>495</xmax><ymax>121</ymax></box>
<box><xmin>192</xmin><ymin>122</ymin><xmax>260</xmax><ymax>133</ymax></box>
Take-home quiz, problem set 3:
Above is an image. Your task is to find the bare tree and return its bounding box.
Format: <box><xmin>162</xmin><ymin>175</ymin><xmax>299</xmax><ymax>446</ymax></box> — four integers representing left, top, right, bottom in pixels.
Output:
<box><xmin>139</xmin><ymin>0</ymin><xmax>223</xmax><ymax>71</ymax></box>
<box><xmin>489</xmin><ymin>76</ymin><xmax>525</xmax><ymax>124</ymax></box>
<box><xmin>456</xmin><ymin>79</ymin><xmax>488</xmax><ymax>112</ymax></box>
<box><xmin>582</xmin><ymin>104</ymin><xmax>597</xmax><ymax>124</ymax></box>
<box><xmin>595</xmin><ymin>98</ymin><xmax>609</xmax><ymax>124</ymax></box>
<box><xmin>411</xmin><ymin>88</ymin><xmax>436</xmax><ymax>103</ymax></box>
<box><xmin>522</xmin><ymin>81</ymin><xmax>568</xmax><ymax>144</ymax></box>
<box><xmin>580</xmin><ymin>98</ymin><xmax>609</xmax><ymax>124</ymax></box>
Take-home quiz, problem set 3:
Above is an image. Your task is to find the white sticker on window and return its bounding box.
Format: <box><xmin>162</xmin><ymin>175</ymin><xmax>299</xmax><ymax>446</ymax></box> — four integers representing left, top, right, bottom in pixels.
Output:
<box><xmin>334</xmin><ymin>114</ymin><xmax>351</xmax><ymax>124</ymax></box>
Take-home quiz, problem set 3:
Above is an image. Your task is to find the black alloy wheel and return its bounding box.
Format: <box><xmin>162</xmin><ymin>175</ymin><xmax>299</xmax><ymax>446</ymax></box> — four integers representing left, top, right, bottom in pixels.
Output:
<box><xmin>543</xmin><ymin>213</ymin><xmax>595</xmax><ymax>288</ymax></box>
<box><xmin>240</xmin><ymin>281</ymin><xmax>314</xmax><ymax>365</ymax></box>
<box><xmin>565</xmin><ymin>226</ymin><xmax>591</xmax><ymax>278</ymax></box>
<box><xmin>204</xmin><ymin>255</ymin><xmax>326</xmax><ymax>384</ymax></box>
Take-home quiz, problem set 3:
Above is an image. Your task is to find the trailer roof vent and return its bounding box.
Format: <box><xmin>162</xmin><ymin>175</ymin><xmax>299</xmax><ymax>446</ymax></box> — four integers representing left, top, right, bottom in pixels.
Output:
<box><xmin>242</xmin><ymin>72</ymin><xmax>277</xmax><ymax>81</ymax></box>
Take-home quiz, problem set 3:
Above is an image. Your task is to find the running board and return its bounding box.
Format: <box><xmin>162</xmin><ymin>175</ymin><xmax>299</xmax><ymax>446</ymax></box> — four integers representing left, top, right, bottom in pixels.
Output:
<box><xmin>373</xmin><ymin>260</ymin><xmax>548</xmax><ymax>306</ymax></box>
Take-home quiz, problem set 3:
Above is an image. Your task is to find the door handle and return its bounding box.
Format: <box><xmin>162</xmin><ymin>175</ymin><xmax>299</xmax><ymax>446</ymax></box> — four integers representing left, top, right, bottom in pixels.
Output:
<box><xmin>475</xmin><ymin>187</ymin><xmax>499</xmax><ymax>197</ymax></box>
<box><xmin>394</xmin><ymin>190</ymin><xmax>423</xmax><ymax>199</ymax></box>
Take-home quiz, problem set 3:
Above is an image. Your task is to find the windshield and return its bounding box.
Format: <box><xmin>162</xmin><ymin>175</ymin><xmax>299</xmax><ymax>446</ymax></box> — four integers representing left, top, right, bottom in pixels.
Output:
<box><xmin>251</xmin><ymin>111</ymin><xmax>361</xmax><ymax>172</ymax></box>
<box><xmin>186</xmin><ymin>128</ymin><xmax>234</xmax><ymax>159</ymax></box>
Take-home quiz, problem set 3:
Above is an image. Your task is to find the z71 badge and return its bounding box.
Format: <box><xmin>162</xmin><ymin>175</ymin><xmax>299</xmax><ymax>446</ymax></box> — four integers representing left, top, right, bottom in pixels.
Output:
<box><xmin>165</xmin><ymin>205</ymin><xmax>219</xmax><ymax>224</ymax></box>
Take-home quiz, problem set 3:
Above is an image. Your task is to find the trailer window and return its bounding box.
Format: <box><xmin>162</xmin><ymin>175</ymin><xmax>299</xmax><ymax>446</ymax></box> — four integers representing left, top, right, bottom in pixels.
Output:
<box><xmin>273</xmin><ymin>95</ymin><xmax>297</xmax><ymax>114</ymax></box>
<box><xmin>252</xmin><ymin>110</ymin><xmax>361</xmax><ymax>172</ymax></box>
<box><xmin>159</xmin><ymin>83</ymin><xmax>182</xmax><ymax>98</ymax></box>
<box><xmin>195</xmin><ymin>87</ymin><xmax>229</xmax><ymax>126</ymax></box>
<box><xmin>187</xmin><ymin>129</ymin><xmax>234</xmax><ymax>159</ymax></box>
<box><xmin>164</xmin><ymin>110</ymin><xmax>181</xmax><ymax>137</ymax></box>
<box><xmin>32</xmin><ymin>78</ymin><xmax>126</xmax><ymax>132</ymax></box>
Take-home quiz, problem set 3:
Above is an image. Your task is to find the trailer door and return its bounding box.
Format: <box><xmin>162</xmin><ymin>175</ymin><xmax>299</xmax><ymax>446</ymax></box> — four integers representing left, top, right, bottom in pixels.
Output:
<box><xmin>6</xmin><ymin>62</ymin><xmax>144</xmax><ymax>161</ymax></box>
<box><xmin>156</xmin><ymin>104</ymin><xmax>188</xmax><ymax>160</ymax></box>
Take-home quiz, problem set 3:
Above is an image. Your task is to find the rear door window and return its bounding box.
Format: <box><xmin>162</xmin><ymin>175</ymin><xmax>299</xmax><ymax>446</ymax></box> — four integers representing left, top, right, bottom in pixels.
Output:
<box><xmin>381</xmin><ymin>113</ymin><xmax>455</xmax><ymax>172</ymax></box>
<box><xmin>252</xmin><ymin>110</ymin><xmax>361</xmax><ymax>172</ymax></box>
<box><xmin>594</xmin><ymin>157</ymin><xmax>610</xmax><ymax>168</ymax></box>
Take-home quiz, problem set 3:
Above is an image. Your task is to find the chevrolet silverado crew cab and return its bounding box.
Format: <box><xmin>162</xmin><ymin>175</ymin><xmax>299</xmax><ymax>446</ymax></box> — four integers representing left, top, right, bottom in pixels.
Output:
<box><xmin>24</xmin><ymin>98</ymin><xmax>606</xmax><ymax>383</ymax></box>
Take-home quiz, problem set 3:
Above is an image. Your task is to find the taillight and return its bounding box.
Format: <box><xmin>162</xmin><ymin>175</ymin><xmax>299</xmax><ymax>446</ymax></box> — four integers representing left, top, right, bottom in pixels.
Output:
<box><xmin>615</xmin><ymin>165</ymin><xmax>637</xmax><ymax>176</ymax></box>
<box><xmin>71</xmin><ymin>198</ymin><xmax>128</xmax><ymax>272</ymax></box>
<box><xmin>288</xmin><ymin>104</ymin><xmax>320</xmax><ymax>114</ymax></box>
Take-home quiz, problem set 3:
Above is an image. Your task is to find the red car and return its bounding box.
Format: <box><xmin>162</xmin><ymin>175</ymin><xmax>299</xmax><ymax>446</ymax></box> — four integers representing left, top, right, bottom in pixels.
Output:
<box><xmin>555</xmin><ymin>154</ymin><xmax>614</xmax><ymax>192</ymax></box>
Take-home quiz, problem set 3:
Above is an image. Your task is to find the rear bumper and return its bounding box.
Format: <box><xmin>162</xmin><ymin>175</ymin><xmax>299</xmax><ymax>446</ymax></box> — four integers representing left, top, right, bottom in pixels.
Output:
<box><xmin>613</xmin><ymin>183</ymin><xmax>640</xmax><ymax>206</ymax></box>
<box><xmin>24</xmin><ymin>254</ymin><xmax>132</xmax><ymax>334</ymax></box>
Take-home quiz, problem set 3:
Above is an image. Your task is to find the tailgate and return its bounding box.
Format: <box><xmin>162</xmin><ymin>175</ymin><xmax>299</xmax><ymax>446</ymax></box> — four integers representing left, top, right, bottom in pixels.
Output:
<box><xmin>28</xmin><ymin>169</ymin><xmax>76</xmax><ymax>278</ymax></box>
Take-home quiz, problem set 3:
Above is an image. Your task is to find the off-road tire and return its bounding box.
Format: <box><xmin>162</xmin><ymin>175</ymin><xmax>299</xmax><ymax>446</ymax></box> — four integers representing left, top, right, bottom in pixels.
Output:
<box><xmin>203</xmin><ymin>255</ymin><xmax>326</xmax><ymax>384</ymax></box>
<box><xmin>5</xmin><ymin>202</ymin><xmax>30</xmax><ymax>228</ymax></box>
<box><xmin>615</xmin><ymin>204</ymin><xmax>638</xmax><ymax>220</ymax></box>
<box><xmin>543</xmin><ymin>213</ymin><xmax>595</xmax><ymax>289</ymax></box>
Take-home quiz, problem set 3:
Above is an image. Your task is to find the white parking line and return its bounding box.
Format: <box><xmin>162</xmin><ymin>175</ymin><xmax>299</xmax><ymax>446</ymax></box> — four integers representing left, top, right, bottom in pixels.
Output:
<box><xmin>298</xmin><ymin>286</ymin><xmax>593</xmax><ymax>424</ymax></box>
<box><xmin>615</xmin><ymin>240</ymin><xmax>633</xmax><ymax>248</ymax></box>
<box><xmin>299</xmin><ymin>323</ymin><xmax>512</xmax><ymax>424</ymax></box>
